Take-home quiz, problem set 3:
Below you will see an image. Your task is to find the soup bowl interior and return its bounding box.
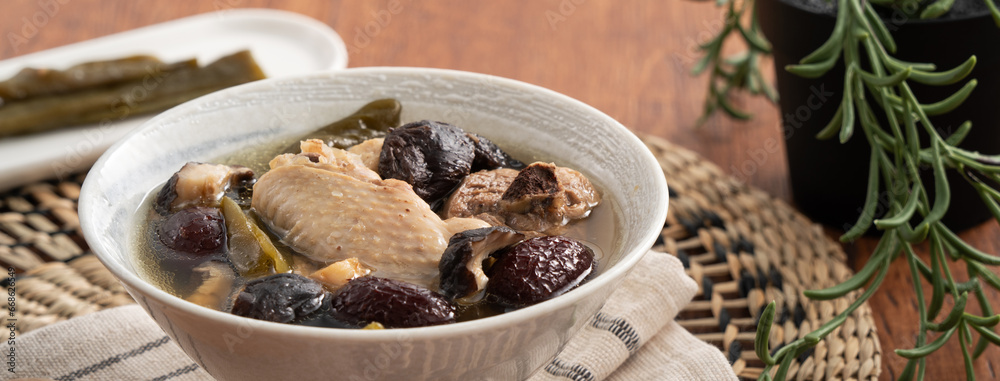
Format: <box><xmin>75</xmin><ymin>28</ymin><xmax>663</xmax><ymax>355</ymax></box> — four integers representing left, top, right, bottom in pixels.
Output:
<box><xmin>80</xmin><ymin>67</ymin><xmax>668</xmax><ymax>381</ymax></box>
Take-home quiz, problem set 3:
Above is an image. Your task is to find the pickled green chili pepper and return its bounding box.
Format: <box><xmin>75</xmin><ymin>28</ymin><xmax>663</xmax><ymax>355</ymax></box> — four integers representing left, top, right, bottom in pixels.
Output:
<box><xmin>221</xmin><ymin>196</ymin><xmax>290</xmax><ymax>276</ymax></box>
<box><xmin>0</xmin><ymin>50</ymin><xmax>265</xmax><ymax>137</ymax></box>
<box><xmin>285</xmin><ymin>98</ymin><xmax>402</xmax><ymax>152</ymax></box>
<box><xmin>0</xmin><ymin>55</ymin><xmax>197</xmax><ymax>101</ymax></box>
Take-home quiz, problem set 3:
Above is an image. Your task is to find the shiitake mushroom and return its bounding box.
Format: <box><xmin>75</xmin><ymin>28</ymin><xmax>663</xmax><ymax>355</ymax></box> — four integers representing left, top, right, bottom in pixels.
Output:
<box><xmin>378</xmin><ymin>120</ymin><xmax>524</xmax><ymax>209</ymax></box>
<box><xmin>231</xmin><ymin>274</ymin><xmax>331</xmax><ymax>324</ymax></box>
<box><xmin>467</xmin><ymin>132</ymin><xmax>525</xmax><ymax>171</ymax></box>
<box><xmin>153</xmin><ymin>162</ymin><xmax>255</xmax><ymax>214</ymax></box>
<box><xmin>378</xmin><ymin>120</ymin><xmax>475</xmax><ymax>207</ymax></box>
<box><xmin>439</xmin><ymin>226</ymin><xmax>525</xmax><ymax>302</ymax></box>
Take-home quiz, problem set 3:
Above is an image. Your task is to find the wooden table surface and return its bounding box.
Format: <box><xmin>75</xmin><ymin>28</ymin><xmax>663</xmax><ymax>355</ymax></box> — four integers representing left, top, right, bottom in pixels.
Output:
<box><xmin>3</xmin><ymin>1</ymin><xmax>999</xmax><ymax>379</ymax></box>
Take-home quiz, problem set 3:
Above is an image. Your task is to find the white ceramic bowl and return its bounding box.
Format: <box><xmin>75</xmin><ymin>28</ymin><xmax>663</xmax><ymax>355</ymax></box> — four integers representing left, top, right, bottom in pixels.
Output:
<box><xmin>80</xmin><ymin>68</ymin><xmax>668</xmax><ymax>381</ymax></box>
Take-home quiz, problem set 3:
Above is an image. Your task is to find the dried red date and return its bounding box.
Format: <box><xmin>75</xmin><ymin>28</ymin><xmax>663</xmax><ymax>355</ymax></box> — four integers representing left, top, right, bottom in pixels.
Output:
<box><xmin>439</xmin><ymin>226</ymin><xmax>524</xmax><ymax>301</ymax></box>
<box><xmin>331</xmin><ymin>276</ymin><xmax>456</xmax><ymax>328</ymax></box>
<box><xmin>158</xmin><ymin>207</ymin><xmax>227</xmax><ymax>255</ymax></box>
<box><xmin>486</xmin><ymin>236</ymin><xmax>594</xmax><ymax>307</ymax></box>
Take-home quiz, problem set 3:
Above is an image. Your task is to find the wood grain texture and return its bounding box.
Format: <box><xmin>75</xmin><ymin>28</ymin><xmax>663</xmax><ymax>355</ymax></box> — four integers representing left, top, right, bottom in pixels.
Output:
<box><xmin>2</xmin><ymin>1</ymin><xmax>998</xmax><ymax>379</ymax></box>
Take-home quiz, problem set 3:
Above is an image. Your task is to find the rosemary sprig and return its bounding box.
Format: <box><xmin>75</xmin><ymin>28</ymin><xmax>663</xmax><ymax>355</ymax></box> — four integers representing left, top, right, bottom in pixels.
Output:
<box><xmin>697</xmin><ymin>0</ymin><xmax>1000</xmax><ymax>379</ymax></box>
<box><xmin>692</xmin><ymin>0</ymin><xmax>777</xmax><ymax>125</ymax></box>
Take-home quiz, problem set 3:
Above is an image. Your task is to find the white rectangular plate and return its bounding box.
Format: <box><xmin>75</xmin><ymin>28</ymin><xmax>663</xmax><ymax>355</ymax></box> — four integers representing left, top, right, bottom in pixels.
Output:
<box><xmin>0</xmin><ymin>8</ymin><xmax>348</xmax><ymax>191</ymax></box>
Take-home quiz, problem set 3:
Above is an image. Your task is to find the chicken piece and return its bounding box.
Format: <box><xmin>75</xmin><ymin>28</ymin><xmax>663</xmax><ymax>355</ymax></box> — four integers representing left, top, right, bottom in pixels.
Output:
<box><xmin>252</xmin><ymin>139</ymin><xmax>489</xmax><ymax>284</ymax></box>
<box><xmin>185</xmin><ymin>261</ymin><xmax>236</xmax><ymax>310</ymax></box>
<box><xmin>268</xmin><ymin>139</ymin><xmax>378</xmax><ymax>182</ymax></box>
<box><xmin>440</xmin><ymin>168</ymin><xmax>520</xmax><ymax>218</ymax></box>
<box><xmin>347</xmin><ymin>137</ymin><xmax>384</xmax><ymax>172</ymax></box>
<box><xmin>155</xmin><ymin>162</ymin><xmax>254</xmax><ymax>213</ymax></box>
<box><xmin>442</xmin><ymin>162</ymin><xmax>601</xmax><ymax>235</ymax></box>
<box><xmin>444</xmin><ymin>215</ymin><xmax>497</xmax><ymax>234</ymax></box>
<box><xmin>309</xmin><ymin>257</ymin><xmax>373</xmax><ymax>291</ymax></box>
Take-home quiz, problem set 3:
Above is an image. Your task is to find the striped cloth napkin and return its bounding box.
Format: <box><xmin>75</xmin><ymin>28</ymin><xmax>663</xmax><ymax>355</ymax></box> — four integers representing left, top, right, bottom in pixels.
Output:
<box><xmin>6</xmin><ymin>252</ymin><xmax>736</xmax><ymax>381</ymax></box>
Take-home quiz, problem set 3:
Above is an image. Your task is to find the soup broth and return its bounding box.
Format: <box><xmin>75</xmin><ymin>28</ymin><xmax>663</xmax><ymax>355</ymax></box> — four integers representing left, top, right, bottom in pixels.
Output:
<box><xmin>135</xmin><ymin>114</ymin><xmax>617</xmax><ymax>328</ymax></box>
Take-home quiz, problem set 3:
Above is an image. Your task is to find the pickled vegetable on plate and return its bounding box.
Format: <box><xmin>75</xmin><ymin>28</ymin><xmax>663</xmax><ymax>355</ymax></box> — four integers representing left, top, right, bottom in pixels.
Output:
<box><xmin>0</xmin><ymin>50</ymin><xmax>266</xmax><ymax>138</ymax></box>
<box><xmin>0</xmin><ymin>55</ymin><xmax>196</xmax><ymax>101</ymax></box>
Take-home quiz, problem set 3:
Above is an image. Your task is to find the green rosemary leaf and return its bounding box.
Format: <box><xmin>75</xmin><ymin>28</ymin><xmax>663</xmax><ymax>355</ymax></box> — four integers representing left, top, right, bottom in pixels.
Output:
<box><xmin>839</xmin><ymin>67</ymin><xmax>858</xmax><ymax>143</ymax></box>
<box><xmin>698</xmin><ymin>24</ymin><xmax>730</xmax><ymax>50</ymax></box>
<box><xmin>808</xmin><ymin>235</ymin><xmax>891</xmax><ymax>299</ymax></box>
<box><xmin>914</xmin><ymin>142</ymin><xmax>951</xmax><ymax>232</ymax></box>
<box><xmin>959</xmin><ymin>324</ymin><xmax>975</xmax><ymax>380</ymax></box>
<box><xmin>717</xmin><ymin>93</ymin><xmax>753</xmax><ymax>120</ymax></box>
<box><xmin>857</xmin><ymin>66</ymin><xmax>910</xmax><ymax>87</ymax></box>
<box><xmin>895</xmin><ymin>324</ymin><xmax>958</xmax><ymax>359</ymax></box>
<box><xmin>787</xmin><ymin>46</ymin><xmax>839</xmax><ymax>78</ymax></box>
<box><xmin>944</xmin><ymin>121</ymin><xmax>973</xmax><ymax>146</ymax></box>
<box><xmin>755</xmin><ymin>301</ymin><xmax>777</xmax><ymax>365</ymax></box>
<box><xmin>897</xmin><ymin>220</ymin><xmax>928</xmax><ymax>243</ymax></box>
<box><xmin>968</xmin><ymin>264</ymin><xmax>999</xmax><ymax>359</ymax></box>
<box><xmin>840</xmin><ymin>148</ymin><xmax>881</xmax><ymax>241</ymax></box>
<box><xmin>902</xmin><ymin>99</ymin><xmax>921</xmax><ymax>163</ymax></box>
<box><xmin>920</xmin><ymin>79</ymin><xmax>977</xmax><ymax>116</ymax></box>
<box><xmin>863</xmin><ymin>1</ymin><xmax>897</xmax><ymax>53</ymax></box>
<box><xmin>908</xmin><ymin>56</ymin><xmax>976</xmax><ymax>86</ymax></box>
<box><xmin>920</xmin><ymin>0</ymin><xmax>957</xmax><ymax>19</ymax></box>
<box><xmin>816</xmin><ymin>102</ymin><xmax>845</xmax><ymax>140</ymax></box>
<box><xmin>940</xmin><ymin>225</ymin><xmax>1000</xmax><ymax>265</ymax></box>
<box><xmin>859</xmin><ymin>102</ymin><xmax>897</xmax><ymax>149</ymax></box>
<box><xmin>952</xmin><ymin>154</ymin><xmax>1000</xmax><ymax>175</ymax></box>
<box><xmin>759</xmin><ymin>71</ymin><xmax>779</xmax><ymax>102</ymax></box>
<box><xmin>773</xmin><ymin>350</ymin><xmax>795</xmax><ymax>381</ymax></box>
<box><xmin>965</xmin><ymin>313</ymin><xmax>1000</xmax><ymax>327</ymax></box>
<box><xmin>807</xmin><ymin>244</ymin><xmax>893</xmax><ymax>340</ymax></box>
<box><xmin>874</xmin><ymin>186</ymin><xmax>920</xmax><ymax>229</ymax></box>
<box><xmin>800</xmin><ymin>0</ymin><xmax>848</xmax><ymax>64</ymax></box>
<box><xmin>737</xmin><ymin>22</ymin><xmax>771</xmax><ymax>53</ymax></box>
<box><xmin>970</xmin><ymin>323</ymin><xmax>1000</xmax><ymax>347</ymax></box>
<box><xmin>898</xmin><ymin>359</ymin><xmax>918</xmax><ymax>381</ymax></box>
<box><xmin>885</xmin><ymin>56</ymin><xmax>936</xmax><ymax>72</ymax></box>
<box><xmin>970</xmin><ymin>262</ymin><xmax>1000</xmax><ymax>290</ymax></box>
<box><xmin>986</xmin><ymin>0</ymin><xmax>1000</xmax><ymax>27</ymax></box>
<box><xmin>926</xmin><ymin>292</ymin><xmax>968</xmax><ymax>331</ymax></box>
<box><xmin>970</xmin><ymin>179</ymin><xmax>1000</xmax><ymax>223</ymax></box>
<box><xmin>927</xmin><ymin>238</ymin><xmax>947</xmax><ymax>319</ymax></box>
<box><xmin>914</xmin><ymin>255</ymin><xmax>934</xmax><ymax>282</ymax></box>
<box><xmin>691</xmin><ymin>53</ymin><xmax>715</xmax><ymax>76</ymax></box>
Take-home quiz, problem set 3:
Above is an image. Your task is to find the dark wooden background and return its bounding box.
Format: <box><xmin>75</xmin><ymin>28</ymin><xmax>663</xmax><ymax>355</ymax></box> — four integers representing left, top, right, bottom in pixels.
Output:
<box><xmin>3</xmin><ymin>1</ymin><xmax>998</xmax><ymax>379</ymax></box>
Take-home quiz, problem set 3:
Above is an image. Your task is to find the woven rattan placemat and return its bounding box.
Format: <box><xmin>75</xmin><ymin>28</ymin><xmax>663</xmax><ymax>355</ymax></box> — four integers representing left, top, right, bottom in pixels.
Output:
<box><xmin>0</xmin><ymin>136</ymin><xmax>880</xmax><ymax>380</ymax></box>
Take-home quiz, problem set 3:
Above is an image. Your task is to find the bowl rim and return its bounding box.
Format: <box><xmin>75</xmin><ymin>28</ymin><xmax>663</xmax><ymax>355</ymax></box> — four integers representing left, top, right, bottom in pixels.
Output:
<box><xmin>80</xmin><ymin>66</ymin><xmax>669</xmax><ymax>341</ymax></box>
